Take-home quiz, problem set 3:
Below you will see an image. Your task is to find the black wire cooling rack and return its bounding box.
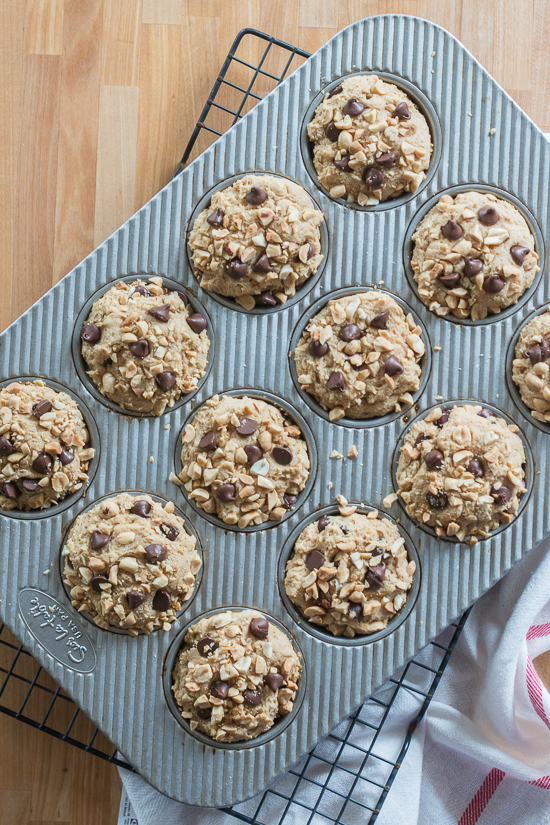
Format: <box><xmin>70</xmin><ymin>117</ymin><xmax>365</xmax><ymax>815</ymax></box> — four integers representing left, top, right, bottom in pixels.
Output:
<box><xmin>0</xmin><ymin>29</ymin><xmax>468</xmax><ymax>824</ymax></box>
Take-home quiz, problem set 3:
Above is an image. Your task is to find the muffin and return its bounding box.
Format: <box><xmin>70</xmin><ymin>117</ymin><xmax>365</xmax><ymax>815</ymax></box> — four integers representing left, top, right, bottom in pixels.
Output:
<box><xmin>293</xmin><ymin>291</ymin><xmax>425</xmax><ymax>420</ymax></box>
<box><xmin>396</xmin><ymin>404</ymin><xmax>527</xmax><ymax>542</ymax></box>
<box><xmin>172</xmin><ymin>609</ymin><xmax>301</xmax><ymax>743</ymax></box>
<box><xmin>0</xmin><ymin>380</ymin><xmax>93</xmax><ymax>511</ymax></box>
<box><xmin>81</xmin><ymin>277</ymin><xmax>210</xmax><ymax>416</ymax></box>
<box><xmin>512</xmin><ymin>308</ymin><xmax>550</xmax><ymax>424</ymax></box>
<box><xmin>411</xmin><ymin>191</ymin><xmax>539</xmax><ymax>321</ymax></box>
<box><xmin>179</xmin><ymin>394</ymin><xmax>310</xmax><ymax>528</ymax></box>
<box><xmin>188</xmin><ymin>174</ymin><xmax>324</xmax><ymax>309</ymax></box>
<box><xmin>307</xmin><ymin>74</ymin><xmax>432</xmax><ymax>204</ymax></box>
<box><xmin>63</xmin><ymin>493</ymin><xmax>201</xmax><ymax>635</ymax></box>
<box><xmin>285</xmin><ymin>511</ymin><xmax>415</xmax><ymax>638</ymax></box>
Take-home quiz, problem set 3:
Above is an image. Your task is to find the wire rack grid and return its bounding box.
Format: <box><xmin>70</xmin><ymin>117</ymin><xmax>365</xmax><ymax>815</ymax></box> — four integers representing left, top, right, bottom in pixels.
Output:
<box><xmin>0</xmin><ymin>29</ymin><xmax>468</xmax><ymax>824</ymax></box>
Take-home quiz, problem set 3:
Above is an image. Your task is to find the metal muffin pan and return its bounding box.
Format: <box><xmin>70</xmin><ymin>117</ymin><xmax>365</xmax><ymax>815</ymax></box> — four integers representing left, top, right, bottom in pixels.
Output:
<box><xmin>2</xmin><ymin>13</ymin><xmax>550</xmax><ymax>807</ymax></box>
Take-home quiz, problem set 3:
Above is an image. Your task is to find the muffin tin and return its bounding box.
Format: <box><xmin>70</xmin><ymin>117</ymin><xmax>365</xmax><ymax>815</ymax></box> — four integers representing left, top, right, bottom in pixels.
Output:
<box><xmin>2</xmin><ymin>14</ymin><xmax>550</xmax><ymax>807</ymax></box>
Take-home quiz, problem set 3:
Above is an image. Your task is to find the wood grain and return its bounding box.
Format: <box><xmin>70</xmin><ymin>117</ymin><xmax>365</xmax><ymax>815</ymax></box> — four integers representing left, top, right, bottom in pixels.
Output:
<box><xmin>1</xmin><ymin>2</ymin><xmax>550</xmax><ymax>821</ymax></box>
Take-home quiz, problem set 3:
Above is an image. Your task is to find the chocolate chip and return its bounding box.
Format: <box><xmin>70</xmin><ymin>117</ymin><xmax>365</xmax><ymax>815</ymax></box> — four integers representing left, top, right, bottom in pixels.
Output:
<box><xmin>463</xmin><ymin>257</ymin><xmax>484</xmax><ymax>278</ymax></box>
<box><xmin>414</xmin><ymin>432</ymin><xmax>430</xmax><ymax>447</ymax></box>
<box><xmin>0</xmin><ymin>437</ymin><xmax>14</xmax><ymax>456</ymax></box>
<box><xmin>334</xmin><ymin>155</ymin><xmax>350</xmax><ymax>171</ymax></box>
<box><xmin>187</xmin><ymin>313</ymin><xmax>208</xmax><ymax>334</ymax></box>
<box><xmin>81</xmin><ymin>323</ymin><xmax>101</xmax><ymax>344</ymax></box>
<box><xmin>32</xmin><ymin>453</ymin><xmax>52</xmax><ymax>475</ymax></box>
<box><xmin>343</xmin><ymin>98</ymin><xmax>365</xmax><ymax>117</ymax></box>
<box><xmin>155</xmin><ymin>371</ymin><xmax>176</xmax><ymax>392</ymax></box>
<box><xmin>434</xmin><ymin>409</ymin><xmax>451</xmax><ymax>428</ymax></box>
<box><xmin>160</xmin><ymin>523</ymin><xmax>179</xmax><ymax>541</ymax></box>
<box><xmin>197</xmin><ymin>636</ymin><xmax>218</xmax><ymax>656</ymax></box>
<box><xmin>425</xmin><ymin>450</ymin><xmax>444</xmax><ymax>469</ymax></box>
<box><xmin>244</xmin><ymin>687</ymin><xmax>263</xmax><ymax>706</ymax></box>
<box><xmin>226</xmin><ymin>257</ymin><xmax>247</xmax><ymax>279</ymax></box>
<box><xmin>370</xmin><ymin>310</ymin><xmax>389</xmax><ymax>330</ymax></box>
<box><xmin>478</xmin><ymin>206</ymin><xmax>499</xmax><ymax>226</ymax></box>
<box><xmin>441</xmin><ymin>219</ymin><xmax>464</xmax><ymax>240</ymax></box>
<box><xmin>249</xmin><ymin>616</ymin><xmax>269</xmax><ymax>639</ymax></box>
<box><xmin>244</xmin><ymin>444</ymin><xmax>262</xmax><ymax>465</ymax></box>
<box><xmin>317</xmin><ymin>590</ymin><xmax>332</xmax><ymax>610</ymax></box>
<box><xmin>307</xmin><ymin>244</ymin><xmax>315</xmax><ymax>260</ymax></box>
<box><xmin>132</xmin><ymin>285</ymin><xmax>152</xmax><ymax>298</ymax></box>
<box><xmin>252</xmin><ymin>253</ymin><xmax>274</xmax><ymax>273</ymax></box>
<box><xmin>59</xmin><ymin>448</ymin><xmax>74</xmax><ymax>466</ymax></box>
<box><xmin>492</xmin><ymin>485</ymin><xmax>512</xmax><ymax>505</ymax></box>
<box><xmin>272</xmin><ymin>446</ymin><xmax>293</xmax><ymax>465</ymax></box>
<box><xmin>199</xmin><ymin>431</ymin><xmax>217</xmax><ymax>451</ymax></box>
<box><xmin>129</xmin><ymin>339</ymin><xmax>150</xmax><ymax>359</ymax></box>
<box><xmin>21</xmin><ymin>479</ymin><xmax>41</xmax><ymax>492</ymax></box>
<box><xmin>384</xmin><ymin>355</ymin><xmax>403</xmax><ymax>376</ymax></box>
<box><xmin>308</xmin><ymin>339</ymin><xmax>328</xmax><ymax>357</ymax></box>
<box><xmin>236</xmin><ymin>418</ymin><xmax>258</xmax><ymax>436</ymax></box>
<box><xmin>467</xmin><ymin>458</ymin><xmax>484</xmax><ymax>478</ymax></box>
<box><xmin>348</xmin><ymin>603</ymin><xmax>363</xmax><ymax>619</ymax></box>
<box><xmin>145</xmin><ymin>543</ymin><xmax>167</xmax><ymax>562</ymax></box>
<box><xmin>510</xmin><ymin>245</ymin><xmax>530</xmax><ymax>266</ymax></box>
<box><xmin>2</xmin><ymin>481</ymin><xmax>20</xmax><ymax>500</ymax></box>
<box><xmin>377</xmin><ymin>150</ymin><xmax>397</xmax><ymax>167</ymax></box>
<box><xmin>339</xmin><ymin>324</ymin><xmax>362</xmax><ymax>341</ymax></box>
<box><xmin>103</xmin><ymin>358</ymin><xmax>113</xmax><ymax>368</ymax></box>
<box><xmin>206</xmin><ymin>208</ymin><xmax>224</xmax><ymax>227</ymax></box>
<box><xmin>318</xmin><ymin>515</ymin><xmax>329</xmax><ymax>532</ymax></box>
<box><xmin>148</xmin><ymin>304</ymin><xmax>170</xmax><ymax>322</ymax></box>
<box><xmin>91</xmin><ymin>531</ymin><xmax>111</xmax><ymax>550</ymax></box>
<box><xmin>524</xmin><ymin>343</ymin><xmax>549</xmax><ymax>366</ymax></box>
<box><xmin>328</xmin><ymin>85</ymin><xmax>343</xmax><ymax>98</ymax></box>
<box><xmin>366</xmin><ymin>562</ymin><xmax>386</xmax><ymax>589</ymax></box>
<box><xmin>483</xmin><ymin>275</ymin><xmax>505</xmax><ymax>294</ymax></box>
<box><xmin>130</xmin><ymin>499</ymin><xmax>151</xmax><ymax>518</ymax></box>
<box><xmin>196</xmin><ymin>705</ymin><xmax>212</xmax><ymax>720</ymax></box>
<box><xmin>152</xmin><ymin>589</ymin><xmax>171</xmax><ymax>612</ymax></box>
<box><xmin>283</xmin><ymin>493</ymin><xmax>298</xmax><ymax>509</ymax></box>
<box><xmin>127</xmin><ymin>591</ymin><xmax>147</xmax><ymax>610</ymax></box>
<box><xmin>91</xmin><ymin>575</ymin><xmax>109</xmax><ymax>593</ymax></box>
<box><xmin>216</xmin><ymin>483</ymin><xmax>236</xmax><ymax>502</ymax></box>
<box><xmin>426</xmin><ymin>491</ymin><xmax>448</xmax><ymax>509</ymax></box>
<box><xmin>255</xmin><ymin>291</ymin><xmax>277</xmax><ymax>307</ymax></box>
<box><xmin>327</xmin><ymin>371</ymin><xmax>345</xmax><ymax>391</ymax></box>
<box><xmin>438</xmin><ymin>271</ymin><xmax>461</xmax><ymax>289</ymax></box>
<box><xmin>245</xmin><ymin>186</ymin><xmax>267</xmax><ymax>205</ymax></box>
<box><xmin>32</xmin><ymin>400</ymin><xmax>52</xmax><ymax>418</ymax></box>
<box><xmin>478</xmin><ymin>408</ymin><xmax>493</xmax><ymax>418</ymax></box>
<box><xmin>325</xmin><ymin>121</ymin><xmax>340</xmax><ymax>141</ymax></box>
<box><xmin>175</xmin><ymin>290</ymin><xmax>189</xmax><ymax>305</ymax></box>
<box><xmin>211</xmin><ymin>680</ymin><xmax>229</xmax><ymax>700</ymax></box>
<box><xmin>306</xmin><ymin>549</ymin><xmax>325</xmax><ymax>570</ymax></box>
<box><xmin>393</xmin><ymin>101</ymin><xmax>411</xmax><ymax>120</ymax></box>
<box><xmin>364</xmin><ymin>166</ymin><xmax>384</xmax><ymax>188</ymax></box>
<box><xmin>264</xmin><ymin>672</ymin><xmax>285</xmax><ymax>693</ymax></box>
<box><xmin>340</xmin><ymin>525</ymin><xmax>349</xmax><ymax>535</ymax></box>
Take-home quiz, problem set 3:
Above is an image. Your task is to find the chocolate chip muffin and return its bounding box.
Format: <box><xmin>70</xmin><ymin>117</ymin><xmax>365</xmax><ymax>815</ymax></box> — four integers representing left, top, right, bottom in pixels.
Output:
<box><xmin>411</xmin><ymin>191</ymin><xmax>539</xmax><ymax>321</ymax></box>
<box><xmin>81</xmin><ymin>277</ymin><xmax>210</xmax><ymax>416</ymax></box>
<box><xmin>63</xmin><ymin>493</ymin><xmax>201</xmax><ymax>635</ymax></box>
<box><xmin>512</xmin><ymin>307</ymin><xmax>550</xmax><ymax>423</ymax></box>
<box><xmin>284</xmin><ymin>511</ymin><xmax>415</xmax><ymax>638</ymax></box>
<box><xmin>179</xmin><ymin>394</ymin><xmax>310</xmax><ymax>528</ymax></box>
<box><xmin>0</xmin><ymin>380</ymin><xmax>94</xmax><ymax>511</ymax></box>
<box><xmin>293</xmin><ymin>291</ymin><xmax>425</xmax><ymax>420</ymax></box>
<box><xmin>396</xmin><ymin>404</ymin><xmax>527</xmax><ymax>543</ymax></box>
<box><xmin>171</xmin><ymin>609</ymin><xmax>302</xmax><ymax>743</ymax></box>
<box><xmin>307</xmin><ymin>75</ymin><xmax>432</xmax><ymax>204</ymax></box>
<box><xmin>188</xmin><ymin>174</ymin><xmax>324</xmax><ymax>310</ymax></box>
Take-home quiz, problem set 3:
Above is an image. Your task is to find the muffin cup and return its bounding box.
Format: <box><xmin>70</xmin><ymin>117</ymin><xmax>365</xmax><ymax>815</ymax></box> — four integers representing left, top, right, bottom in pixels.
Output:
<box><xmin>174</xmin><ymin>388</ymin><xmax>318</xmax><ymax>533</ymax></box>
<box><xmin>390</xmin><ymin>399</ymin><xmax>535</xmax><ymax>543</ymax></box>
<box><xmin>162</xmin><ymin>605</ymin><xmax>306</xmax><ymax>750</ymax></box>
<box><xmin>277</xmin><ymin>502</ymin><xmax>421</xmax><ymax>646</ymax></box>
<box><xmin>403</xmin><ymin>184</ymin><xmax>545</xmax><ymax>326</ymax></box>
<box><xmin>300</xmin><ymin>71</ymin><xmax>442</xmax><ymax>211</ymax></box>
<box><xmin>71</xmin><ymin>274</ymin><xmax>214</xmax><ymax>418</ymax></box>
<box><xmin>184</xmin><ymin>172</ymin><xmax>329</xmax><ymax>315</ymax></box>
<box><xmin>505</xmin><ymin>303</ymin><xmax>550</xmax><ymax>434</ymax></box>
<box><xmin>288</xmin><ymin>286</ymin><xmax>432</xmax><ymax>429</ymax></box>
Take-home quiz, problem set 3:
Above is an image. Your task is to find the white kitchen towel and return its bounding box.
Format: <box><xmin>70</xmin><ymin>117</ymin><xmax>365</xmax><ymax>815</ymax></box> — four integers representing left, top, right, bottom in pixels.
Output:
<box><xmin>118</xmin><ymin>531</ymin><xmax>550</xmax><ymax>825</ymax></box>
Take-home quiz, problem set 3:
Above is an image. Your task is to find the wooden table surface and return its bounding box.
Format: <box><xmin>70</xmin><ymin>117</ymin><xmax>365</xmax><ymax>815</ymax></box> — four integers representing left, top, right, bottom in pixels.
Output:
<box><xmin>1</xmin><ymin>1</ymin><xmax>549</xmax><ymax>822</ymax></box>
